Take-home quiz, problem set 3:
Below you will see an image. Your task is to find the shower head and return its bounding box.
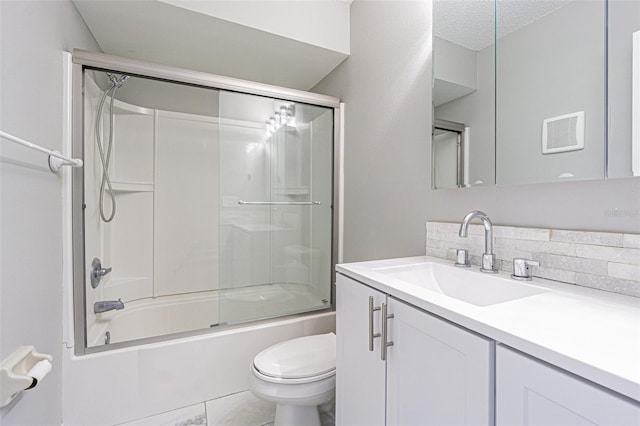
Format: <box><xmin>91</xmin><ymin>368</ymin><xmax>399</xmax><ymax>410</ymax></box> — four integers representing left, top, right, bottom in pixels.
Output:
<box><xmin>106</xmin><ymin>73</ymin><xmax>129</xmax><ymax>89</ymax></box>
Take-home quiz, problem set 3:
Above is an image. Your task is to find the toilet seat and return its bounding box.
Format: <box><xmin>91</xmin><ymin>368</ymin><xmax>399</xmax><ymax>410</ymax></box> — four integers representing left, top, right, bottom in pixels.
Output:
<box><xmin>253</xmin><ymin>333</ymin><xmax>336</xmax><ymax>383</ymax></box>
<box><xmin>251</xmin><ymin>363</ymin><xmax>335</xmax><ymax>384</ymax></box>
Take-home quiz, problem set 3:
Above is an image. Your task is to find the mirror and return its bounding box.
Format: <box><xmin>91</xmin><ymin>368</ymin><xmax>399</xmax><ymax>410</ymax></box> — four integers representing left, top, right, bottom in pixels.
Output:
<box><xmin>432</xmin><ymin>0</ymin><xmax>640</xmax><ymax>189</ymax></box>
<box><xmin>608</xmin><ymin>0</ymin><xmax>640</xmax><ymax>179</ymax></box>
<box><xmin>496</xmin><ymin>0</ymin><xmax>606</xmax><ymax>185</ymax></box>
<box><xmin>433</xmin><ymin>0</ymin><xmax>495</xmax><ymax>189</ymax></box>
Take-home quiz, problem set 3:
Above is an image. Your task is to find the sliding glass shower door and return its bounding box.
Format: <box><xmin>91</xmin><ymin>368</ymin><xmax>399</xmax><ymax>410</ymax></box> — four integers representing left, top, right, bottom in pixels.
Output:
<box><xmin>217</xmin><ymin>91</ymin><xmax>334</xmax><ymax>325</ymax></box>
<box><xmin>76</xmin><ymin>56</ymin><xmax>338</xmax><ymax>352</ymax></box>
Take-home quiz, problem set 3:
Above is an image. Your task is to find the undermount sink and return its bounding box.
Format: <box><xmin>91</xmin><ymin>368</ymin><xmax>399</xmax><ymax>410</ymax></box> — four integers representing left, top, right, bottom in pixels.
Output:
<box><xmin>373</xmin><ymin>262</ymin><xmax>547</xmax><ymax>306</ymax></box>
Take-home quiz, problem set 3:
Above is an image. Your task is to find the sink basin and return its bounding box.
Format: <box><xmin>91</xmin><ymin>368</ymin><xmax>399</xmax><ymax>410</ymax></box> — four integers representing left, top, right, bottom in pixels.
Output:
<box><xmin>373</xmin><ymin>262</ymin><xmax>547</xmax><ymax>306</ymax></box>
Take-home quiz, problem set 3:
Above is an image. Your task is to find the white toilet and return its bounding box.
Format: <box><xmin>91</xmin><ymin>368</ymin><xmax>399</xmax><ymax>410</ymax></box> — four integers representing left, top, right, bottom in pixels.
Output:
<box><xmin>248</xmin><ymin>332</ymin><xmax>336</xmax><ymax>426</ymax></box>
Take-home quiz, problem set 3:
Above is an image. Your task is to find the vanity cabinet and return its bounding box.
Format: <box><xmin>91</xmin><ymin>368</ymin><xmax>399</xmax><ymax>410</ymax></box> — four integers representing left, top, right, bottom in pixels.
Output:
<box><xmin>496</xmin><ymin>345</ymin><xmax>640</xmax><ymax>426</ymax></box>
<box><xmin>336</xmin><ymin>274</ymin><xmax>494</xmax><ymax>426</ymax></box>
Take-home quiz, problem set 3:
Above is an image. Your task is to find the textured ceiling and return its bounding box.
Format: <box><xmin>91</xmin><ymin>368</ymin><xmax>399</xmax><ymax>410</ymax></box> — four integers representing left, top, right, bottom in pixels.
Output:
<box><xmin>434</xmin><ymin>0</ymin><xmax>573</xmax><ymax>51</ymax></box>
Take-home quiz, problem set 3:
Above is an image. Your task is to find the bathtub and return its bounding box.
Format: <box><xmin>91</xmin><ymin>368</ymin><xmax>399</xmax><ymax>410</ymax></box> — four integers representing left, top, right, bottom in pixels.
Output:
<box><xmin>64</xmin><ymin>310</ymin><xmax>335</xmax><ymax>425</ymax></box>
<box><xmin>87</xmin><ymin>283</ymin><xmax>328</xmax><ymax>347</ymax></box>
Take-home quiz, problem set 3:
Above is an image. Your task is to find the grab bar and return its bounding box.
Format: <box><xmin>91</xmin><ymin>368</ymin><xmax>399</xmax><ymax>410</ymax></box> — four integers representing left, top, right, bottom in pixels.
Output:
<box><xmin>238</xmin><ymin>200</ymin><xmax>321</xmax><ymax>206</ymax></box>
<box><xmin>0</xmin><ymin>130</ymin><xmax>83</xmax><ymax>172</ymax></box>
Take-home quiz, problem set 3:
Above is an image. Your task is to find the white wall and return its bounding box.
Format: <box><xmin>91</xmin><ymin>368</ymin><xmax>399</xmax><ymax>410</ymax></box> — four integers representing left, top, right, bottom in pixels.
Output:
<box><xmin>313</xmin><ymin>0</ymin><xmax>640</xmax><ymax>266</ymax></box>
<box><xmin>312</xmin><ymin>0</ymin><xmax>433</xmax><ymax>262</ymax></box>
<box><xmin>159</xmin><ymin>0</ymin><xmax>350</xmax><ymax>55</ymax></box>
<box><xmin>0</xmin><ymin>1</ymin><xmax>100</xmax><ymax>424</ymax></box>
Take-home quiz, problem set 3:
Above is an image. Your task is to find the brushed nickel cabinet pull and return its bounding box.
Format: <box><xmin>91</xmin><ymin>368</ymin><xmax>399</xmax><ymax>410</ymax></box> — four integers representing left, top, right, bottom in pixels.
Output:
<box><xmin>369</xmin><ymin>296</ymin><xmax>381</xmax><ymax>351</ymax></box>
<box><xmin>381</xmin><ymin>302</ymin><xmax>394</xmax><ymax>361</ymax></box>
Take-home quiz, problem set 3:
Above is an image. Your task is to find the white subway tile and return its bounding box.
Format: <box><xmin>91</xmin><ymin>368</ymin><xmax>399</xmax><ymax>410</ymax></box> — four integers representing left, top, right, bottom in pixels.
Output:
<box><xmin>427</xmin><ymin>222</ymin><xmax>459</xmax><ymax>235</ymax></box>
<box><xmin>531</xmin><ymin>253</ymin><xmax>608</xmax><ymax>275</ymax></box>
<box><xmin>608</xmin><ymin>263</ymin><xmax>640</xmax><ymax>282</ymax></box>
<box><xmin>576</xmin><ymin>245</ymin><xmax>640</xmax><ymax>266</ymax></box>
<box><xmin>426</xmin><ymin>247</ymin><xmax>449</xmax><ymax>260</ymax></box>
<box><xmin>623</xmin><ymin>234</ymin><xmax>640</xmax><ymax>249</ymax></box>
<box><xmin>425</xmin><ymin>221</ymin><xmax>639</xmax><ymax>297</ymax></box>
<box><xmin>426</xmin><ymin>238</ymin><xmax>444</xmax><ymax>249</ymax></box>
<box><xmin>575</xmin><ymin>274</ymin><xmax>640</xmax><ymax>298</ymax></box>
<box><xmin>494</xmin><ymin>226</ymin><xmax>550</xmax><ymax>241</ymax></box>
<box><xmin>495</xmin><ymin>249</ymin><xmax>533</xmax><ymax>264</ymax></box>
<box><xmin>534</xmin><ymin>267</ymin><xmax>577</xmax><ymax>284</ymax></box>
<box><xmin>494</xmin><ymin>238</ymin><xmax>517</xmax><ymax>250</ymax></box>
<box><xmin>551</xmin><ymin>230</ymin><xmax>623</xmax><ymax>247</ymax></box>
<box><xmin>515</xmin><ymin>240</ymin><xmax>577</xmax><ymax>256</ymax></box>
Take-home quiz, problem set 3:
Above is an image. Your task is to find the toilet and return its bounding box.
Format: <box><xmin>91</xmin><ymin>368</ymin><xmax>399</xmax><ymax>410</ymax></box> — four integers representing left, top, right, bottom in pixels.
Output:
<box><xmin>248</xmin><ymin>332</ymin><xmax>336</xmax><ymax>426</ymax></box>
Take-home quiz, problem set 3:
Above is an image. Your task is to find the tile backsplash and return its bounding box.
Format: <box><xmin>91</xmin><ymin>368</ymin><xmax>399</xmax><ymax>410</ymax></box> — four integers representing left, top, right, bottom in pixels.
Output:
<box><xmin>426</xmin><ymin>222</ymin><xmax>640</xmax><ymax>298</ymax></box>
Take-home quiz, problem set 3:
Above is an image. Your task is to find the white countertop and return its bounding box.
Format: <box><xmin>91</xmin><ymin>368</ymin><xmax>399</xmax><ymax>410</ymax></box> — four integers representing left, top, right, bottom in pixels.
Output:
<box><xmin>336</xmin><ymin>256</ymin><xmax>640</xmax><ymax>402</ymax></box>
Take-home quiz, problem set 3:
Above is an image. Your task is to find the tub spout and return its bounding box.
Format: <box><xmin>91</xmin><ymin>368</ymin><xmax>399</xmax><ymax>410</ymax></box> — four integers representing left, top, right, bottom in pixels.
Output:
<box><xmin>94</xmin><ymin>299</ymin><xmax>124</xmax><ymax>314</ymax></box>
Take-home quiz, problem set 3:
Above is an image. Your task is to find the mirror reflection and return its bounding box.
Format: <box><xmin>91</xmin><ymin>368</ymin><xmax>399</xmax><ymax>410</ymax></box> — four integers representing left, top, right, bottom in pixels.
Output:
<box><xmin>496</xmin><ymin>0</ymin><xmax>606</xmax><ymax>185</ymax></box>
<box><xmin>432</xmin><ymin>0</ymin><xmax>640</xmax><ymax>189</ymax></box>
<box><xmin>608</xmin><ymin>0</ymin><xmax>640</xmax><ymax>178</ymax></box>
<box><xmin>433</xmin><ymin>0</ymin><xmax>495</xmax><ymax>189</ymax></box>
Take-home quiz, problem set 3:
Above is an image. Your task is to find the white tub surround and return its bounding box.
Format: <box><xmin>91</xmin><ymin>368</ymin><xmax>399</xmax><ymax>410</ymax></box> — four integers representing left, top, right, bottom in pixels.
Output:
<box><xmin>62</xmin><ymin>312</ymin><xmax>335</xmax><ymax>426</ymax></box>
<box><xmin>336</xmin><ymin>256</ymin><xmax>640</xmax><ymax>403</ymax></box>
<box><xmin>426</xmin><ymin>221</ymin><xmax>640</xmax><ymax>297</ymax></box>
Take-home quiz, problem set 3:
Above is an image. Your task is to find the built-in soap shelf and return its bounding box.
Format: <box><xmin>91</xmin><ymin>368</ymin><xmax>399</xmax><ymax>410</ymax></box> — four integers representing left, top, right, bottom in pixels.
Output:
<box><xmin>110</xmin><ymin>181</ymin><xmax>154</xmax><ymax>193</ymax></box>
<box><xmin>113</xmin><ymin>98</ymin><xmax>154</xmax><ymax>116</ymax></box>
<box><xmin>0</xmin><ymin>346</ymin><xmax>53</xmax><ymax>408</ymax></box>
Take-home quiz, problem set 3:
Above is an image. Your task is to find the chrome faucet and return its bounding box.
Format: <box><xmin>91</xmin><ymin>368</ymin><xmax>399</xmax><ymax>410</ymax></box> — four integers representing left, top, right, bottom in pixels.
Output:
<box><xmin>94</xmin><ymin>299</ymin><xmax>124</xmax><ymax>314</ymax></box>
<box><xmin>459</xmin><ymin>210</ymin><xmax>499</xmax><ymax>273</ymax></box>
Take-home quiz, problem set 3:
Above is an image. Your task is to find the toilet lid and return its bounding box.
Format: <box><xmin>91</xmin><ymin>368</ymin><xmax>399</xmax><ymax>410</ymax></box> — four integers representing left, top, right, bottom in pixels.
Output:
<box><xmin>253</xmin><ymin>332</ymin><xmax>336</xmax><ymax>379</ymax></box>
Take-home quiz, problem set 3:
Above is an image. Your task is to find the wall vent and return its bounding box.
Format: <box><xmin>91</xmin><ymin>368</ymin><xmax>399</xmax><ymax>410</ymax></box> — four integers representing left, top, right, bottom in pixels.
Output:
<box><xmin>542</xmin><ymin>111</ymin><xmax>584</xmax><ymax>154</ymax></box>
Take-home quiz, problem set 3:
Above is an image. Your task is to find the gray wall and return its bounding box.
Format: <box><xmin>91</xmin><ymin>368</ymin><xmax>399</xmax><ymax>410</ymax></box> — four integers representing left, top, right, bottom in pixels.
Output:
<box><xmin>608</xmin><ymin>0</ymin><xmax>640</xmax><ymax>178</ymax></box>
<box><xmin>314</xmin><ymin>0</ymin><xmax>640</xmax><ymax>265</ymax></box>
<box><xmin>313</xmin><ymin>1</ymin><xmax>432</xmax><ymax>262</ymax></box>
<box><xmin>0</xmin><ymin>2</ymin><xmax>99</xmax><ymax>425</ymax></box>
<box><xmin>497</xmin><ymin>0</ymin><xmax>605</xmax><ymax>184</ymax></box>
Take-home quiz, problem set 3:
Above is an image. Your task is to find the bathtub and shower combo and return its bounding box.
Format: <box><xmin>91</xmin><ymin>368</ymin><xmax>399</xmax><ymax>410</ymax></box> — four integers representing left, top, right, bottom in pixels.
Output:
<box><xmin>64</xmin><ymin>50</ymin><xmax>341</xmax><ymax>425</ymax></box>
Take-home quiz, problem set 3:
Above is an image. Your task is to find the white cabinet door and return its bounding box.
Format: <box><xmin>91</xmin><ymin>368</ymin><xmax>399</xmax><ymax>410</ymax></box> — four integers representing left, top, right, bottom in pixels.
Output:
<box><xmin>336</xmin><ymin>274</ymin><xmax>386</xmax><ymax>426</ymax></box>
<box><xmin>386</xmin><ymin>297</ymin><xmax>494</xmax><ymax>426</ymax></box>
<box><xmin>497</xmin><ymin>345</ymin><xmax>640</xmax><ymax>426</ymax></box>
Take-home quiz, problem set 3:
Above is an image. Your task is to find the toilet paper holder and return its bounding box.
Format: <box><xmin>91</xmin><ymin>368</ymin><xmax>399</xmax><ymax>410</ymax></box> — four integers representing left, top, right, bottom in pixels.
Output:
<box><xmin>0</xmin><ymin>345</ymin><xmax>53</xmax><ymax>408</ymax></box>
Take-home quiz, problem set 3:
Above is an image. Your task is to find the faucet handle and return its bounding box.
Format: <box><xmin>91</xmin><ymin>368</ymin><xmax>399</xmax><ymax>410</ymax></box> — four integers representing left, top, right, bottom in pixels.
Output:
<box><xmin>449</xmin><ymin>248</ymin><xmax>470</xmax><ymax>268</ymax></box>
<box><xmin>91</xmin><ymin>257</ymin><xmax>112</xmax><ymax>289</ymax></box>
<box><xmin>511</xmin><ymin>258</ymin><xmax>540</xmax><ymax>281</ymax></box>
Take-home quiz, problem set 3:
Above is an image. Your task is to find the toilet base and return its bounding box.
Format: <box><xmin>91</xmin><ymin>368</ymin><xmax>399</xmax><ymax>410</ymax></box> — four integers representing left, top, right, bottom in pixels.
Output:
<box><xmin>274</xmin><ymin>404</ymin><xmax>321</xmax><ymax>426</ymax></box>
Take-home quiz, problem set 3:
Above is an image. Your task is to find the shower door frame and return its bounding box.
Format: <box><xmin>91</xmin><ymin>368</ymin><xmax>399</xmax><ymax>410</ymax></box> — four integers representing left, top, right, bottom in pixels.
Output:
<box><xmin>71</xmin><ymin>49</ymin><xmax>342</xmax><ymax>355</ymax></box>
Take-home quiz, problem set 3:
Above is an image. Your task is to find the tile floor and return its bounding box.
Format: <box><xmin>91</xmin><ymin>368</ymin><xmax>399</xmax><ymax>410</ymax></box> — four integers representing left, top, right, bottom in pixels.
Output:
<box><xmin>118</xmin><ymin>390</ymin><xmax>335</xmax><ymax>426</ymax></box>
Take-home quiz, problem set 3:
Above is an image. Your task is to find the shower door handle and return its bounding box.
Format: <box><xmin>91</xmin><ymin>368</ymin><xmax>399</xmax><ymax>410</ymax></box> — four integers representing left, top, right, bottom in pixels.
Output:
<box><xmin>238</xmin><ymin>200</ymin><xmax>321</xmax><ymax>205</ymax></box>
<box><xmin>368</xmin><ymin>296</ymin><xmax>381</xmax><ymax>351</ymax></box>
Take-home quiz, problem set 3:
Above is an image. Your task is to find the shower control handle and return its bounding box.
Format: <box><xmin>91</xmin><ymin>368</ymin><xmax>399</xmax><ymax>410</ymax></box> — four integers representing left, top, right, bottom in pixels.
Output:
<box><xmin>91</xmin><ymin>257</ymin><xmax>112</xmax><ymax>289</ymax></box>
